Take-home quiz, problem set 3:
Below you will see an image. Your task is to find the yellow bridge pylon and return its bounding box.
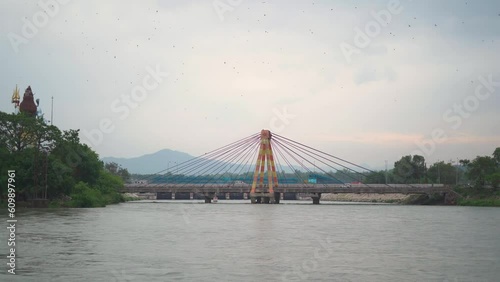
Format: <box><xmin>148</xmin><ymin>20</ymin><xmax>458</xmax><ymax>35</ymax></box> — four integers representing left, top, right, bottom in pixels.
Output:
<box><xmin>250</xmin><ymin>130</ymin><xmax>280</xmax><ymax>204</ymax></box>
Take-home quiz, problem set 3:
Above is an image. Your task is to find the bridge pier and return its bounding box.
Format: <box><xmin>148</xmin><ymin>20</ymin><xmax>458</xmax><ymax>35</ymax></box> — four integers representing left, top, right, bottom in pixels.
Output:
<box><xmin>204</xmin><ymin>192</ymin><xmax>215</xmax><ymax>203</ymax></box>
<box><xmin>274</xmin><ymin>192</ymin><xmax>281</xmax><ymax>204</ymax></box>
<box><xmin>312</xmin><ymin>193</ymin><xmax>321</xmax><ymax>205</ymax></box>
<box><xmin>250</xmin><ymin>193</ymin><xmax>279</xmax><ymax>204</ymax></box>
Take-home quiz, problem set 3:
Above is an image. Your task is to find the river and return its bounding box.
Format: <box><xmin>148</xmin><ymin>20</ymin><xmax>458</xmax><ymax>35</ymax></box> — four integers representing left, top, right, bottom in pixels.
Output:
<box><xmin>1</xmin><ymin>200</ymin><xmax>499</xmax><ymax>281</ymax></box>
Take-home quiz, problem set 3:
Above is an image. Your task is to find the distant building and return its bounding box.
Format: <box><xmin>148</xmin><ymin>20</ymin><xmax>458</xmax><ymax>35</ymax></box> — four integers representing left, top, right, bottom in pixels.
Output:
<box><xmin>19</xmin><ymin>86</ymin><xmax>38</xmax><ymax>116</ymax></box>
<box><xmin>308</xmin><ymin>174</ymin><xmax>342</xmax><ymax>184</ymax></box>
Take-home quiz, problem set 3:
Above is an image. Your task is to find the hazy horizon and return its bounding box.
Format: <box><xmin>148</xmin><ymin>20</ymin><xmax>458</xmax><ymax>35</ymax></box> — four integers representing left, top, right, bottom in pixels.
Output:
<box><xmin>2</xmin><ymin>0</ymin><xmax>499</xmax><ymax>169</ymax></box>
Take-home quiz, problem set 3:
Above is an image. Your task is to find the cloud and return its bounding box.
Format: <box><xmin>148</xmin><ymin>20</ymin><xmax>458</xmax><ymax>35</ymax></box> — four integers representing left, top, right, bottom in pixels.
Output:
<box><xmin>311</xmin><ymin>132</ymin><xmax>424</xmax><ymax>145</ymax></box>
<box><xmin>0</xmin><ymin>0</ymin><xmax>499</xmax><ymax>168</ymax></box>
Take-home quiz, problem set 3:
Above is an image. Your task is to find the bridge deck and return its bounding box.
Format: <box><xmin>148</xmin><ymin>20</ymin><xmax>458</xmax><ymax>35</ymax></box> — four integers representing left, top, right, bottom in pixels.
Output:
<box><xmin>122</xmin><ymin>184</ymin><xmax>450</xmax><ymax>194</ymax></box>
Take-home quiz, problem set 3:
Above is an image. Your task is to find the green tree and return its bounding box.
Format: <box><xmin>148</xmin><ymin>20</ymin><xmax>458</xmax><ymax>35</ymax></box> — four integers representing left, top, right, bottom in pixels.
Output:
<box><xmin>105</xmin><ymin>162</ymin><xmax>131</xmax><ymax>183</ymax></box>
<box><xmin>0</xmin><ymin>112</ymin><xmax>62</xmax><ymax>199</ymax></box>
<box><xmin>364</xmin><ymin>170</ymin><xmax>386</xmax><ymax>184</ymax></box>
<box><xmin>1</xmin><ymin>110</ymin><xmax>125</xmax><ymax>206</ymax></box>
<box><xmin>0</xmin><ymin>111</ymin><xmax>59</xmax><ymax>152</ymax></box>
<box><xmin>70</xmin><ymin>182</ymin><xmax>105</xmax><ymax>208</ymax></box>
<box><xmin>51</xmin><ymin>129</ymin><xmax>102</xmax><ymax>186</ymax></box>
<box><xmin>46</xmin><ymin>155</ymin><xmax>75</xmax><ymax>198</ymax></box>
<box><xmin>467</xmin><ymin>156</ymin><xmax>496</xmax><ymax>188</ymax></box>
<box><xmin>489</xmin><ymin>147</ymin><xmax>500</xmax><ymax>190</ymax></box>
<box><xmin>486</xmin><ymin>172</ymin><xmax>500</xmax><ymax>190</ymax></box>
<box><xmin>459</xmin><ymin>159</ymin><xmax>470</xmax><ymax>167</ymax></box>
<box><xmin>393</xmin><ymin>155</ymin><xmax>427</xmax><ymax>183</ymax></box>
<box><xmin>493</xmin><ymin>147</ymin><xmax>500</xmax><ymax>166</ymax></box>
<box><xmin>427</xmin><ymin>161</ymin><xmax>456</xmax><ymax>184</ymax></box>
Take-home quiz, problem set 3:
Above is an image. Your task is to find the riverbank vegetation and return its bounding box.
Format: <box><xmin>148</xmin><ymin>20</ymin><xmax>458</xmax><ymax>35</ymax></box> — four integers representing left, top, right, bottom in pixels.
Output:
<box><xmin>453</xmin><ymin>186</ymin><xmax>500</xmax><ymax>207</ymax></box>
<box><xmin>0</xmin><ymin>111</ymin><xmax>130</xmax><ymax>208</ymax></box>
<box><xmin>363</xmin><ymin>147</ymin><xmax>500</xmax><ymax>206</ymax></box>
<box><xmin>1</xmin><ymin>110</ymin><xmax>498</xmax><ymax>207</ymax></box>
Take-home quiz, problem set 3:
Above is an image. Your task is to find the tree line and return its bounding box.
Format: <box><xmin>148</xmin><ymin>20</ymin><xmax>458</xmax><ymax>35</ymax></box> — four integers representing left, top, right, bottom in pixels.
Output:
<box><xmin>364</xmin><ymin>148</ymin><xmax>500</xmax><ymax>190</ymax></box>
<box><xmin>0</xmin><ymin>111</ymin><xmax>130</xmax><ymax>207</ymax></box>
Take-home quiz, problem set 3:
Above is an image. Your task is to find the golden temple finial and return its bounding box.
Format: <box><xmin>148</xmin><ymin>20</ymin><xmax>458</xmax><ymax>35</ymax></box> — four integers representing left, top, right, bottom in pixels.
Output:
<box><xmin>11</xmin><ymin>85</ymin><xmax>20</xmax><ymax>108</ymax></box>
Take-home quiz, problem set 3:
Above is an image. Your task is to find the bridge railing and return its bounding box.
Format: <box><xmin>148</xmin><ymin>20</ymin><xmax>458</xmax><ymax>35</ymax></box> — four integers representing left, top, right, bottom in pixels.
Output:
<box><xmin>121</xmin><ymin>183</ymin><xmax>450</xmax><ymax>194</ymax></box>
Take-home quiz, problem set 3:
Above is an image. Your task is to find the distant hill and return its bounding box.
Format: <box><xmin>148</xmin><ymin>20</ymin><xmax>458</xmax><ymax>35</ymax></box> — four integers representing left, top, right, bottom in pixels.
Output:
<box><xmin>102</xmin><ymin>148</ymin><xmax>375</xmax><ymax>176</ymax></box>
<box><xmin>102</xmin><ymin>149</ymin><xmax>195</xmax><ymax>174</ymax></box>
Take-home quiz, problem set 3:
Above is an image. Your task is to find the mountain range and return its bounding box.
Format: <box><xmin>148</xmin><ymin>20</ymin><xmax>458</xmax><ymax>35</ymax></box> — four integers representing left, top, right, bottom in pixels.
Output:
<box><xmin>102</xmin><ymin>149</ymin><xmax>195</xmax><ymax>174</ymax></box>
<box><xmin>102</xmin><ymin>148</ymin><xmax>377</xmax><ymax>175</ymax></box>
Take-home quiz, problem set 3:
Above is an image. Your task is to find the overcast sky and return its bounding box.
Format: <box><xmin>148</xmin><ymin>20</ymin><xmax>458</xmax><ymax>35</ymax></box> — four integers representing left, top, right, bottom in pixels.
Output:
<box><xmin>1</xmin><ymin>0</ymin><xmax>499</xmax><ymax>169</ymax></box>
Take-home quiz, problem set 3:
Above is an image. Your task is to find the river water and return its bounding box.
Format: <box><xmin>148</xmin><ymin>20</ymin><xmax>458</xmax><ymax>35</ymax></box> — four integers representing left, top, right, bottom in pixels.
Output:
<box><xmin>1</xmin><ymin>200</ymin><xmax>499</xmax><ymax>282</ymax></box>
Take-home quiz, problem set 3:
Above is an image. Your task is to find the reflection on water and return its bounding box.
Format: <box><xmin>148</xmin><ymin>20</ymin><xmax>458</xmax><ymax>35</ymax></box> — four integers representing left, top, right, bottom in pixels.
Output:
<box><xmin>1</xmin><ymin>201</ymin><xmax>499</xmax><ymax>281</ymax></box>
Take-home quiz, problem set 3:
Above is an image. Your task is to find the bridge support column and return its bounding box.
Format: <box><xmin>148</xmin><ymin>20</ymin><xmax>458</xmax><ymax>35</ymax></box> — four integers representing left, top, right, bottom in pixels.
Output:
<box><xmin>250</xmin><ymin>193</ymin><xmax>277</xmax><ymax>204</ymax></box>
<box><xmin>250</xmin><ymin>130</ymin><xmax>279</xmax><ymax>204</ymax></box>
<box><xmin>204</xmin><ymin>193</ymin><xmax>215</xmax><ymax>203</ymax></box>
<box><xmin>274</xmin><ymin>192</ymin><xmax>281</xmax><ymax>204</ymax></box>
<box><xmin>312</xmin><ymin>193</ymin><xmax>321</xmax><ymax>205</ymax></box>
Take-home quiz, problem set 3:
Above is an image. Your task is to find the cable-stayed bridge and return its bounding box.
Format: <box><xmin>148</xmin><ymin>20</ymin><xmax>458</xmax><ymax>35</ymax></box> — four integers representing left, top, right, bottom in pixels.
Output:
<box><xmin>122</xmin><ymin>130</ymin><xmax>453</xmax><ymax>204</ymax></box>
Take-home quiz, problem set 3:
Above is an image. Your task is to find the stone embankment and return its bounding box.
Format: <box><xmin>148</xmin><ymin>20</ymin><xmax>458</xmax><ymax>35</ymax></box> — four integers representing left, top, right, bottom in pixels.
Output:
<box><xmin>123</xmin><ymin>193</ymin><xmax>145</xmax><ymax>200</ymax></box>
<box><xmin>321</xmin><ymin>193</ymin><xmax>412</xmax><ymax>203</ymax></box>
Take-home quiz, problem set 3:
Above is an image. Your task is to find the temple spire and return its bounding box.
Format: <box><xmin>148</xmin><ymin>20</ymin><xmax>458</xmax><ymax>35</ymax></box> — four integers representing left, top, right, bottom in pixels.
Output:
<box><xmin>19</xmin><ymin>85</ymin><xmax>38</xmax><ymax>116</ymax></box>
<box><xmin>11</xmin><ymin>85</ymin><xmax>20</xmax><ymax>112</ymax></box>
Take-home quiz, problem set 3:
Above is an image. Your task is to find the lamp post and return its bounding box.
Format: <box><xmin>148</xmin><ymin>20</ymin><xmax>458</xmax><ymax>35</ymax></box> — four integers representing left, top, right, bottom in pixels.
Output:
<box><xmin>51</xmin><ymin>96</ymin><xmax>54</xmax><ymax>125</ymax></box>
<box><xmin>437</xmin><ymin>160</ymin><xmax>441</xmax><ymax>184</ymax></box>
<box><xmin>385</xmin><ymin>160</ymin><xmax>388</xmax><ymax>184</ymax></box>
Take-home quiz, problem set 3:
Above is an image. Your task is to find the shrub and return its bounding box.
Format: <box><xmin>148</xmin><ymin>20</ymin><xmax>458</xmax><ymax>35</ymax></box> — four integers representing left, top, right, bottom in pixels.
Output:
<box><xmin>70</xmin><ymin>182</ymin><xmax>105</xmax><ymax>208</ymax></box>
